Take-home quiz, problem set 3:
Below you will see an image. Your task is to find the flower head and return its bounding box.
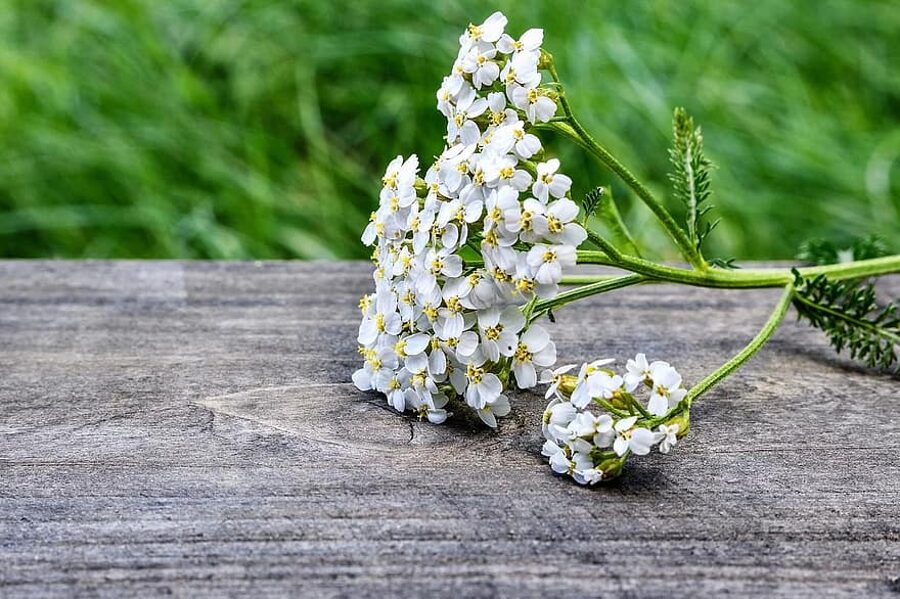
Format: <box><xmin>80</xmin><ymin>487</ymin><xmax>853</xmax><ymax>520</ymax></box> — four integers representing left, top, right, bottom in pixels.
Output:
<box><xmin>355</xmin><ymin>12</ymin><xmax>578</xmax><ymax>429</ymax></box>
<box><xmin>539</xmin><ymin>356</ymin><xmax>690</xmax><ymax>484</ymax></box>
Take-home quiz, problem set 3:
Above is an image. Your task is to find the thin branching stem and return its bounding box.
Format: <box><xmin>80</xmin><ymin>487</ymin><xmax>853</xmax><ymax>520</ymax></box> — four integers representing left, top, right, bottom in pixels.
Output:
<box><xmin>576</xmin><ymin>251</ymin><xmax>900</xmax><ymax>289</ymax></box>
<box><xmin>545</xmin><ymin>63</ymin><xmax>705</xmax><ymax>270</ymax></box>
<box><xmin>685</xmin><ymin>284</ymin><xmax>794</xmax><ymax>403</ymax></box>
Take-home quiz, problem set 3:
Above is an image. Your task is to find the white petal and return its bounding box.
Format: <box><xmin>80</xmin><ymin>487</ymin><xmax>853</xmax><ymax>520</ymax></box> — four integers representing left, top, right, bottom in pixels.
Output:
<box><xmin>647</xmin><ymin>393</ymin><xmax>668</xmax><ymax>417</ymax></box>
<box><xmin>404</xmin><ymin>333</ymin><xmax>430</xmax><ymax>355</ymax></box>
<box><xmin>456</xmin><ymin>331</ymin><xmax>480</xmax><ymax>357</ymax></box>
<box><xmin>351</xmin><ymin>368</ymin><xmax>372</xmax><ymax>391</ymax></box>
<box><xmin>521</xmin><ymin>325</ymin><xmax>549</xmax><ymax>351</ymax></box>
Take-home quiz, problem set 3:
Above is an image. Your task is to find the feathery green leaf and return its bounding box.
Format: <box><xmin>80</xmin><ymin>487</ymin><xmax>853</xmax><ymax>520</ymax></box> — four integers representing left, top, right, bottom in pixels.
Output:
<box><xmin>792</xmin><ymin>270</ymin><xmax>899</xmax><ymax>371</ymax></box>
<box><xmin>797</xmin><ymin>234</ymin><xmax>891</xmax><ymax>266</ymax></box>
<box><xmin>668</xmin><ymin>107</ymin><xmax>716</xmax><ymax>257</ymax></box>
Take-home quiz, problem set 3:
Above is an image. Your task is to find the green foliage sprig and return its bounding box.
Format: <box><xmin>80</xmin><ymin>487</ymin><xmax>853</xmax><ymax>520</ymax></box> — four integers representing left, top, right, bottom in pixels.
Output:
<box><xmin>797</xmin><ymin>235</ymin><xmax>891</xmax><ymax>266</ymax></box>
<box><xmin>668</xmin><ymin>107</ymin><xmax>717</xmax><ymax>258</ymax></box>
<box><xmin>582</xmin><ymin>186</ymin><xmax>605</xmax><ymax>219</ymax></box>
<box><xmin>792</xmin><ymin>270</ymin><xmax>899</xmax><ymax>371</ymax></box>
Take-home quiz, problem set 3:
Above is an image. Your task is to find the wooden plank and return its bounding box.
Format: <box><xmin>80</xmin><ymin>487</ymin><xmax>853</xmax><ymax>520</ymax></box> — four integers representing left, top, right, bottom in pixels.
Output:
<box><xmin>0</xmin><ymin>261</ymin><xmax>898</xmax><ymax>597</ymax></box>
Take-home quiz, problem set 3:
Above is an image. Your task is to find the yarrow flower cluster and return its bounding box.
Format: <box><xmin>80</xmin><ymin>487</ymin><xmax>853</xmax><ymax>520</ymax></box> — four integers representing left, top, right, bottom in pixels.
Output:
<box><xmin>354</xmin><ymin>11</ymin><xmax>586</xmax><ymax>427</ymax></box>
<box><xmin>348</xmin><ymin>10</ymin><xmax>900</xmax><ymax>489</ymax></box>
<box><xmin>540</xmin><ymin>354</ymin><xmax>690</xmax><ymax>484</ymax></box>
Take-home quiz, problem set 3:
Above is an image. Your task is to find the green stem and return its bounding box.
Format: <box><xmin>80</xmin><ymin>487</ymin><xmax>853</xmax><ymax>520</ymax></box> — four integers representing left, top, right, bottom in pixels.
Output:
<box><xmin>576</xmin><ymin>251</ymin><xmax>900</xmax><ymax>289</ymax></box>
<box><xmin>685</xmin><ymin>284</ymin><xmax>794</xmax><ymax>403</ymax></box>
<box><xmin>530</xmin><ymin>273</ymin><xmax>646</xmax><ymax>321</ymax></box>
<box><xmin>560</xmin><ymin>274</ymin><xmax>622</xmax><ymax>285</ymax></box>
<box><xmin>585</xmin><ymin>229</ymin><xmax>622</xmax><ymax>260</ymax></box>
<box><xmin>596</xmin><ymin>398</ymin><xmax>631</xmax><ymax>419</ymax></box>
<box><xmin>545</xmin><ymin>64</ymin><xmax>705</xmax><ymax>269</ymax></box>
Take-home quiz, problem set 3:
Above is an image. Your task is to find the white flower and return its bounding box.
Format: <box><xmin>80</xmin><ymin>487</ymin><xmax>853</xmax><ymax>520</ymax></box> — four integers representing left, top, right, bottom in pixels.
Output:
<box><xmin>624</xmin><ymin>352</ymin><xmax>651</xmax><ymax>392</ymax></box>
<box><xmin>549</xmin><ymin>448</ymin><xmax>574</xmax><ymax>475</ymax></box>
<box><xmin>526</xmin><ymin>243</ymin><xmax>576</xmax><ymax>285</ymax></box>
<box><xmin>500</xmin><ymin>52</ymin><xmax>541</xmax><ymax>92</ymax></box>
<box><xmin>463</xmin><ymin>358</ymin><xmax>503</xmax><ymax>410</ymax></box>
<box><xmin>542</xmin><ymin>438</ymin><xmax>563</xmax><ymax>458</ymax></box>
<box><xmin>484</xmin><ymin>92</ymin><xmax>517</xmax><ymax>129</ymax></box>
<box><xmin>584</xmin><ymin>413</ymin><xmax>615</xmax><ymax>449</ymax></box>
<box><xmin>381</xmin><ymin>155</ymin><xmax>418</xmax><ymax>196</ymax></box>
<box><xmin>447</xmin><ymin>85</ymin><xmax>488</xmax><ymax>145</ymax></box>
<box><xmin>542</xmin><ymin>398</ymin><xmax>577</xmax><ymax>442</ymax></box>
<box><xmin>612</xmin><ymin>416</ymin><xmax>660</xmax><ymax>457</ymax></box>
<box><xmin>383</xmin><ymin>373</ymin><xmax>408</xmax><ymax>412</ymax></box>
<box><xmin>544</xmin><ymin>198</ymin><xmax>587</xmax><ymax>246</ymax></box>
<box><xmin>357</xmin><ymin>289</ymin><xmax>402</xmax><ymax>346</ymax></box>
<box><xmin>461</xmin><ymin>41</ymin><xmax>501</xmax><ymax>89</ymax></box>
<box><xmin>352</xmin><ymin>346</ymin><xmax>395</xmax><ymax>392</ymax></box>
<box><xmin>459</xmin><ymin>11</ymin><xmax>507</xmax><ymax>48</ymax></box>
<box><xmin>489</xmin><ymin>119</ymin><xmax>542</xmax><ymax>160</ymax></box>
<box><xmin>574</xmin><ymin>466</ymin><xmax>604</xmax><ymax>485</ymax></box>
<box><xmin>512</xmin><ymin>325</ymin><xmax>557</xmax><ymax>388</ymax></box>
<box><xmin>504</xmin><ymin>197</ymin><xmax>549</xmax><ymax>242</ymax></box>
<box><xmin>533</xmin><ymin>159</ymin><xmax>572</xmax><ymax>203</ymax></box>
<box><xmin>569</xmin><ymin>358</ymin><xmax>616</xmax><ymax>408</ymax></box>
<box><xmin>478</xmin><ymin>394</ymin><xmax>511</xmax><ymax>428</ymax></box>
<box><xmin>355</xmin><ymin>13</ymin><xmax>594</xmax><ymax>430</ymax></box>
<box><xmin>539</xmin><ymin>363</ymin><xmax>577</xmax><ymax>399</ymax></box>
<box><xmin>475</xmin><ymin>306</ymin><xmax>524</xmax><ymax>362</ymax></box>
<box><xmin>657</xmin><ymin>423</ymin><xmax>679</xmax><ymax>454</ymax></box>
<box><xmin>497</xmin><ymin>28</ymin><xmax>543</xmax><ymax>56</ymax></box>
<box><xmin>482</xmin><ymin>154</ymin><xmax>533</xmax><ymax>191</ymax></box>
<box><xmin>647</xmin><ymin>362</ymin><xmax>687</xmax><ymax>416</ymax></box>
<box><xmin>391</xmin><ymin>333</ymin><xmax>431</xmax><ymax>372</ymax></box>
<box><xmin>511</xmin><ymin>85</ymin><xmax>557</xmax><ymax>124</ymax></box>
<box><xmin>437</xmin><ymin>142</ymin><xmax>476</xmax><ymax>193</ymax></box>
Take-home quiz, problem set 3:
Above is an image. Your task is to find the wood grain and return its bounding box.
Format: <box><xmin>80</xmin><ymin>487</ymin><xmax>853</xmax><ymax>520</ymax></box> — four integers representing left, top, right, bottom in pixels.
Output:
<box><xmin>1</xmin><ymin>261</ymin><xmax>898</xmax><ymax>597</ymax></box>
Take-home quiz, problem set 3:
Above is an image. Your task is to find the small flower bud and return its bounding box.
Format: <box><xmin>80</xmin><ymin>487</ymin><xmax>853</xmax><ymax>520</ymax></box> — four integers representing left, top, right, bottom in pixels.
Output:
<box><xmin>597</xmin><ymin>452</ymin><xmax>626</xmax><ymax>480</ymax></box>
<box><xmin>667</xmin><ymin>412</ymin><xmax>691</xmax><ymax>438</ymax></box>
<box><xmin>558</xmin><ymin>373</ymin><xmax>578</xmax><ymax>395</ymax></box>
<box><xmin>538</xmin><ymin>48</ymin><xmax>554</xmax><ymax>70</ymax></box>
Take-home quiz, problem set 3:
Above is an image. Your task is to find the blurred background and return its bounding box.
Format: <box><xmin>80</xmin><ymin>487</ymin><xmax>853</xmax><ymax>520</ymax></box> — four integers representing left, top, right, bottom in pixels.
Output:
<box><xmin>1</xmin><ymin>0</ymin><xmax>897</xmax><ymax>260</ymax></box>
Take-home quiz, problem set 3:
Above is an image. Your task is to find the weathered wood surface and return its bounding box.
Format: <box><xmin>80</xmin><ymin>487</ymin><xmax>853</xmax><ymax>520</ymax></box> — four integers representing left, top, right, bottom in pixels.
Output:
<box><xmin>1</xmin><ymin>260</ymin><xmax>898</xmax><ymax>597</ymax></box>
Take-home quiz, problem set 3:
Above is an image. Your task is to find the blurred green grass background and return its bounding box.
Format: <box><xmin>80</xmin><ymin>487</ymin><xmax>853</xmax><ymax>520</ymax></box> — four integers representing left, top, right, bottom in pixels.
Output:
<box><xmin>1</xmin><ymin>0</ymin><xmax>897</xmax><ymax>259</ymax></box>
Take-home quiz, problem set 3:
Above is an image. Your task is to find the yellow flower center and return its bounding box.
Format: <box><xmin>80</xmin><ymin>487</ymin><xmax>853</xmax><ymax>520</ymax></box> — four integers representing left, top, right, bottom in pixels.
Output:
<box><xmin>547</xmin><ymin>215</ymin><xmax>563</xmax><ymax>233</ymax></box>
<box><xmin>466</xmin><ymin>363</ymin><xmax>484</xmax><ymax>384</ymax></box>
<box><xmin>515</xmin><ymin>278</ymin><xmax>535</xmax><ymax>294</ymax></box>
<box><xmin>446</xmin><ymin>296</ymin><xmax>462</xmax><ymax>313</ymax></box>
<box><xmin>423</xmin><ymin>304</ymin><xmax>439</xmax><ymax>321</ymax></box>
<box><xmin>514</xmin><ymin>342</ymin><xmax>533</xmax><ymax>363</ymax></box>
<box><xmin>520</xmin><ymin>210</ymin><xmax>533</xmax><ymax>231</ymax></box>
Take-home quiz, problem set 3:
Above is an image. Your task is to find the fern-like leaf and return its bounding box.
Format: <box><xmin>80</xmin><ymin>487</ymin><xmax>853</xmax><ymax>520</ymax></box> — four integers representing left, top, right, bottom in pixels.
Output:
<box><xmin>582</xmin><ymin>186</ymin><xmax>604</xmax><ymax>219</ymax></box>
<box><xmin>668</xmin><ymin>107</ymin><xmax>716</xmax><ymax>255</ymax></box>
<box><xmin>792</xmin><ymin>269</ymin><xmax>899</xmax><ymax>371</ymax></box>
<box><xmin>709</xmin><ymin>257</ymin><xmax>739</xmax><ymax>269</ymax></box>
<box><xmin>797</xmin><ymin>234</ymin><xmax>890</xmax><ymax>266</ymax></box>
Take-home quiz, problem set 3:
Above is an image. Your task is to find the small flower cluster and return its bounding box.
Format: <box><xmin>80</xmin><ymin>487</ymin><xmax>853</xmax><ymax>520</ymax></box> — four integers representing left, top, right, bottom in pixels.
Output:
<box><xmin>354</xmin><ymin>11</ymin><xmax>585</xmax><ymax>427</ymax></box>
<box><xmin>540</xmin><ymin>354</ymin><xmax>690</xmax><ymax>484</ymax></box>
